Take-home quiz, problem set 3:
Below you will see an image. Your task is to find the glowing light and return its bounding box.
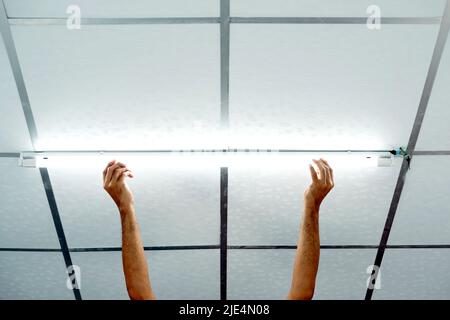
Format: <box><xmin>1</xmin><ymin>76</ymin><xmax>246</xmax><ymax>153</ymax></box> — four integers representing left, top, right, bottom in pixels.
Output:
<box><xmin>20</xmin><ymin>151</ymin><xmax>393</xmax><ymax>170</ymax></box>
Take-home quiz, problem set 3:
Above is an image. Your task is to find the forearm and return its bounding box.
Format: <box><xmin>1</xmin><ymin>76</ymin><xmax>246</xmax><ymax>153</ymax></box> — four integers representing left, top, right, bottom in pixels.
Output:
<box><xmin>120</xmin><ymin>205</ymin><xmax>155</xmax><ymax>300</ymax></box>
<box><xmin>288</xmin><ymin>205</ymin><xmax>320</xmax><ymax>300</ymax></box>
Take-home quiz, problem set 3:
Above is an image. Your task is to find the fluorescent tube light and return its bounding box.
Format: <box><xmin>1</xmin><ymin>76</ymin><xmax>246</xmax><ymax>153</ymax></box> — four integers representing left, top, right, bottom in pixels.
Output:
<box><xmin>18</xmin><ymin>150</ymin><xmax>395</xmax><ymax>169</ymax></box>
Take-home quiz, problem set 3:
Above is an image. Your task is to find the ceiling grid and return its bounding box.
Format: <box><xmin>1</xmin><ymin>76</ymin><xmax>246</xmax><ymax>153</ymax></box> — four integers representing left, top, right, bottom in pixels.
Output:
<box><xmin>365</xmin><ymin>0</ymin><xmax>450</xmax><ymax>300</ymax></box>
<box><xmin>0</xmin><ymin>0</ymin><xmax>81</xmax><ymax>300</ymax></box>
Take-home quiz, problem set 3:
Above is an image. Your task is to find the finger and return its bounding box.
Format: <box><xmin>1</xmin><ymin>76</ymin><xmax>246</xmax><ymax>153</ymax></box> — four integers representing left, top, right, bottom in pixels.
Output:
<box><xmin>309</xmin><ymin>164</ymin><xmax>319</xmax><ymax>183</ymax></box>
<box><xmin>328</xmin><ymin>165</ymin><xmax>334</xmax><ymax>186</ymax></box>
<box><xmin>319</xmin><ymin>159</ymin><xmax>329</xmax><ymax>182</ymax></box>
<box><xmin>103</xmin><ymin>160</ymin><xmax>116</xmax><ymax>182</ymax></box>
<box><xmin>105</xmin><ymin>162</ymin><xmax>125</xmax><ymax>184</ymax></box>
<box><xmin>111</xmin><ymin>167</ymin><xmax>130</xmax><ymax>184</ymax></box>
<box><xmin>320</xmin><ymin>158</ymin><xmax>334</xmax><ymax>185</ymax></box>
<box><xmin>313</xmin><ymin>159</ymin><xmax>327</xmax><ymax>182</ymax></box>
<box><xmin>118</xmin><ymin>170</ymin><xmax>133</xmax><ymax>183</ymax></box>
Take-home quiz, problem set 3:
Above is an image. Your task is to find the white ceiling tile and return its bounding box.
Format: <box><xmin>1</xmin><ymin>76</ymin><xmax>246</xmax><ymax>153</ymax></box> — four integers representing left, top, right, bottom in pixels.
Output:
<box><xmin>0</xmin><ymin>36</ymin><xmax>32</xmax><ymax>152</ymax></box>
<box><xmin>70</xmin><ymin>251</ymin><xmax>128</xmax><ymax>300</ymax></box>
<box><xmin>228</xmin><ymin>155</ymin><xmax>402</xmax><ymax>245</ymax></box>
<box><xmin>229</xmin><ymin>24</ymin><xmax>438</xmax><ymax>150</ymax></box>
<box><xmin>373</xmin><ymin>249</ymin><xmax>450</xmax><ymax>299</ymax></box>
<box><xmin>0</xmin><ymin>158</ymin><xmax>59</xmax><ymax>248</ymax></box>
<box><xmin>314</xmin><ymin>249</ymin><xmax>376</xmax><ymax>299</ymax></box>
<box><xmin>416</xmin><ymin>38</ymin><xmax>450</xmax><ymax>151</ymax></box>
<box><xmin>228</xmin><ymin>249</ymin><xmax>375</xmax><ymax>299</ymax></box>
<box><xmin>0</xmin><ymin>252</ymin><xmax>74</xmax><ymax>299</ymax></box>
<box><xmin>49</xmin><ymin>163</ymin><xmax>220</xmax><ymax>248</ymax></box>
<box><xmin>148</xmin><ymin>249</ymin><xmax>220</xmax><ymax>299</ymax></box>
<box><xmin>228</xmin><ymin>249</ymin><xmax>295</xmax><ymax>299</ymax></box>
<box><xmin>228</xmin><ymin>165</ymin><xmax>302</xmax><ymax>246</ymax></box>
<box><xmin>231</xmin><ymin>0</ymin><xmax>445</xmax><ymax>17</ymax></box>
<box><xmin>71</xmin><ymin>250</ymin><xmax>219</xmax><ymax>299</ymax></box>
<box><xmin>12</xmin><ymin>25</ymin><xmax>220</xmax><ymax>150</ymax></box>
<box><xmin>389</xmin><ymin>156</ymin><xmax>450</xmax><ymax>244</ymax></box>
<box><xmin>5</xmin><ymin>0</ymin><xmax>219</xmax><ymax>18</ymax></box>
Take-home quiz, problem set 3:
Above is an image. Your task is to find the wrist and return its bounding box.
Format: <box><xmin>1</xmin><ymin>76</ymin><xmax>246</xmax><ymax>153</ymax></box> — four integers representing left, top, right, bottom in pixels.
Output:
<box><xmin>304</xmin><ymin>199</ymin><xmax>320</xmax><ymax>215</ymax></box>
<box><xmin>118</xmin><ymin>202</ymin><xmax>134</xmax><ymax>215</ymax></box>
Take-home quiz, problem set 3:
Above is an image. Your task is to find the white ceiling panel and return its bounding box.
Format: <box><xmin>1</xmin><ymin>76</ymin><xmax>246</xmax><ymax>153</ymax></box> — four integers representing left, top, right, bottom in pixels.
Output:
<box><xmin>228</xmin><ymin>249</ymin><xmax>375</xmax><ymax>299</ymax></box>
<box><xmin>148</xmin><ymin>249</ymin><xmax>220</xmax><ymax>300</ymax></box>
<box><xmin>228</xmin><ymin>249</ymin><xmax>295</xmax><ymax>299</ymax></box>
<box><xmin>228</xmin><ymin>155</ymin><xmax>402</xmax><ymax>245</ymax></box>
<box><xmin>314</xmin><ymin>249</ymin><xmax>376</xmax><ymax>299</ymax></box>
<box><xmin>373</xmin><ymin>249</ymin><xmax>450</xmax><ymax>299</ymax></box>
<box><xmin>389</xmin><ymin>156</ymin><xmax>450</xmax><ymax>244</ymax></box>
<box><xmin>416</xmin><ymin>37</ymin><xmax>450</xmax><ymax>151</ymax></box>
<box><xmin>229</xmin><ymin>24</ymin><xmax>438</xmax><ymax>150</ymax></box>
<box><xmin>0</xmin><ymin>252</ymin><xmax>74</xmax><ymax>299</ymax></box>
<box><xmin>4</xmin><ymin>0</ymin><xmax>219</xmax><ymax>18</ymax></box>
<box><xmin>49</xmin><ymin>163</ymin><xmax>220</xmax><ymax>248</ymax></box>
<box><xmin>0</xmin><ymin>37</ymin><xmax>32</xmax><ymax>152</ymax></box>
<box><xmin>11</xmin><ymin>25</ymin><xmax>220</xmax><ymax>150</ymax></box>
<box><xmin>71</xmin><ymin>250</ymin><xmax>219</xmax><ymax>299</ymax></box>
<box><xmin>71</xmin><ymin>251</ymin><xmax>128</xmax><ymax>300</ymax></box>
<box><xmin>0</xmin><ymin>158</ymin><xmax>59</xmax><ymax>248</ymax></box>
<box><xmin>231</xmin><ymin>0</ymin><xmax>445</xmax><ymax>17</ymax></box>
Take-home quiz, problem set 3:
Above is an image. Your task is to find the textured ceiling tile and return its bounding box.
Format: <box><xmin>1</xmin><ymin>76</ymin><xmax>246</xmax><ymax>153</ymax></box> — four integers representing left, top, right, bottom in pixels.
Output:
<box><xmin>50</xmin><ymin>164</ymin><xmax>220</xmax><ymax>248</ymax></box>
<box><xmin>0</xmin><ymin>252</ymin><xmax>74</xmax><ymax>299</ymax></box>
<box><xmin>71</xmin><ymin>249</ymin><xmax>219</xmax><ymax>299</ymax></box>
<box><xmin>389</xmin><ymin>156</ymin><xmax>450</xmax><ymax>244</ymax></box>
<box><xmin>229</xmin><ymin>24</ymin><xmax>438</xmax><ymax>150</ymax></box>
<box><xmin>228</xmin><ymin>166</ymin><xmax>303</xmax><ymax>246</ymax></box>
<box><xmin>228</xmin><ymin>156</ymin><xmax>402</xmax><ymax>245</ymax></box>
<box><xmin>5</xmin><ymin>0</ymin><xmax>219</xmax><ymax>18</ymax></box>
<box><xmin>416</xmin><ymin>37</ymin><xmax>450</xmax><ymax>151</ymax></box>
<box><xmin>0</xmin><ymin>36</ymin><xmax>32</xmax><ymax>152</ymax></box>
<box><xmin>231</xmin><ymin>0</ymin><xmax>445</xmax><ymax>17</ymax></box>
<box><xmin>314</xmin><ymin>249</ymin><xmax>376</xmax><ymax>299</ymax></box>
<box><xmin>148</xmin><ymin>249</ymin><xmax>220</xmax><ymax>300</ymax></box>
<box><xmin>320</xmin><ymin>158</ymin><xmax>401</xmax><ymax>245</ymax></box>
<box><xmin>373</xmin><ymin>249</ymin><xmax>450</xmax><ymax>299</ymax></box>
<box><xmin>12</xmin><ymin>24</ymin><xmax>220</xmax><ymax>150</ymax></box>
<box><xmin>228</xmin><ymin>249</ymin><xmax>375</xmax><ymax>299</ymax></box>
<box><xmin>69</xmin><ymin>251</ymin><xmax>129</xmax><ymax>299</ymax></box>
<box><xmin>228</xmin><ymin>249</ymin><xmax>295</xmax><ymax>299</ymax></box>
<box><xmin>0</xmin><ymin>158</ymin><xmax>59</xmax><ymax>248</ymax></box>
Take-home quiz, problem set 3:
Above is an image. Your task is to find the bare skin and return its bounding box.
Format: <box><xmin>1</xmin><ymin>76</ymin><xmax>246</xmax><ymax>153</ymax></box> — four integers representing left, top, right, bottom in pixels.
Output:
<box><xmin>103</xmin><ymin>160</ymin><xmax>155</xmax><ymax>300</ymax></box>
<box><xmin>287</xmin><ymin>158</ymin><xmax>334</xmax><ymax>300</ymax></box>
<box><xmin>103</xmin><ymin>158</ymin><xmax>332</xmax><ymax>300</ymax></box>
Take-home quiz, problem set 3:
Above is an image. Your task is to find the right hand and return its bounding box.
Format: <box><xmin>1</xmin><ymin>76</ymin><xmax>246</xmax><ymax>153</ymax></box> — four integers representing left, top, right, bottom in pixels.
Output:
<box><xmin>304</xmin><ymin>158</ymin><xmax>334</xmax><ymax>212</ymax></box>
<box><xmin>103</xmin><ymin>160</ymin><xmax>135</xmax><ymax>210</ymax></box>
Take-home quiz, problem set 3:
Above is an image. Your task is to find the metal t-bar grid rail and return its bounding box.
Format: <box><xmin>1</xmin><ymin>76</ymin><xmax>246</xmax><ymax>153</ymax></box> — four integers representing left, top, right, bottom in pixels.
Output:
<box><xmin>365</xmin><ymin>0</ymin><xmax>450</xmax><ymax>300</ymax></box>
